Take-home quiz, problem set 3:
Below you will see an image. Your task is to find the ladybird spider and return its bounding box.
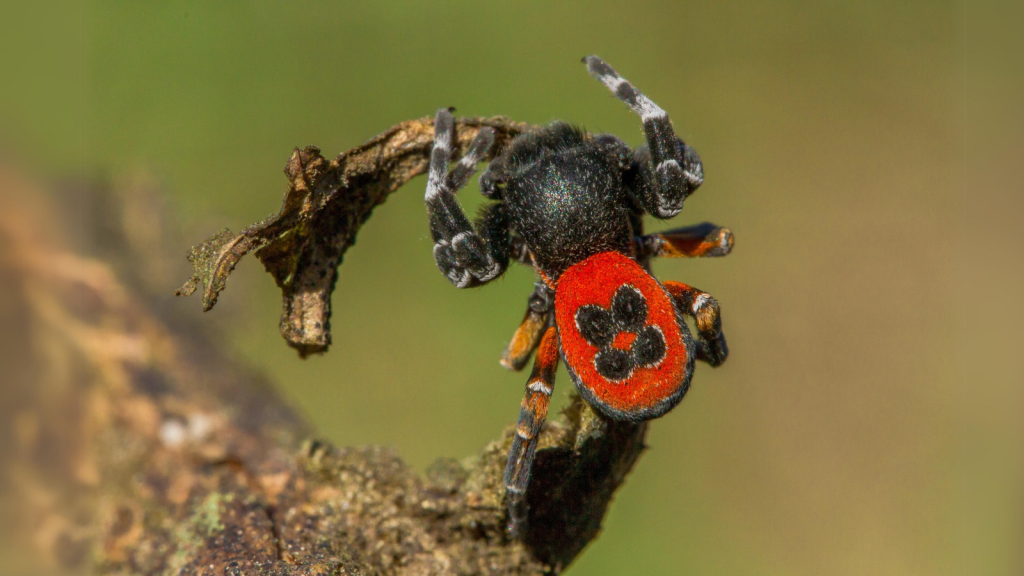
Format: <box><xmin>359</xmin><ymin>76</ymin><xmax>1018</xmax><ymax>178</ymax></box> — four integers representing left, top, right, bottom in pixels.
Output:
<box><xmin>425</xmin><ymin>56</ymin><xmax>732</xmax><ymax>533</ymax></box>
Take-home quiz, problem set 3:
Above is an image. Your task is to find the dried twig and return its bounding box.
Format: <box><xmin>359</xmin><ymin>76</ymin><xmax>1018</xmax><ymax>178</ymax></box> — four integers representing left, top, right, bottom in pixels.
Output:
<box><xmin>176</xmin><ymin>116</ymin><xmax>530</xmax><ymax>357</ymax></box>
<box><xmin>0</xmin><ymin>114</ymin><xmax>649</xmax><ymax>575</ymax></box>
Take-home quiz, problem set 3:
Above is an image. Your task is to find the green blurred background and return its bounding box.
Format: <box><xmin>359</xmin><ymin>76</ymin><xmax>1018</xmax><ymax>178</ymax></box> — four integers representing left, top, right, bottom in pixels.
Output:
<box><xmin>4</xmin><ymin>1</ymin><xmax>1020</xmax><ymax>575</ymax></box>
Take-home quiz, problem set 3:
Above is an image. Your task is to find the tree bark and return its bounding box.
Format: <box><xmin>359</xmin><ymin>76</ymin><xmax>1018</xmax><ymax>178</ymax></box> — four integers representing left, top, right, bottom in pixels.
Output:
<box><xmin>0</xmin><ymin>117</ymin><xmax>648</xmax><ymax>576</ymax></box>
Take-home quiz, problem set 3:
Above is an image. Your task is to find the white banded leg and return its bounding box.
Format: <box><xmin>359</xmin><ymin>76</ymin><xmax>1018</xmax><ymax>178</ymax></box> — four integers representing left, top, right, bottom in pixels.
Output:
<box><xmin>584</xmin><ymin>56</ymin><xmax>704</xmax><ymax>218</ymax></box>
<box><xmin>425</xmin><ymin>108</ymin><xmax>507</xmax><ymax>288</ymax></box>
<box><xmin>503</xmin><ymin>326</ymin><xmax>559</xmax><ymax>536</ymax></box>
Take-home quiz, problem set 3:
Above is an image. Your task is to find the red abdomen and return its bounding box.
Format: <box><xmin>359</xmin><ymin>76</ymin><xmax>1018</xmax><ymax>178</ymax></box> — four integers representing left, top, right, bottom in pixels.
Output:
<box><xmin>555</xmin><ymin>251</ymin><xmax>695</xmax><ymax>421</ymax></box>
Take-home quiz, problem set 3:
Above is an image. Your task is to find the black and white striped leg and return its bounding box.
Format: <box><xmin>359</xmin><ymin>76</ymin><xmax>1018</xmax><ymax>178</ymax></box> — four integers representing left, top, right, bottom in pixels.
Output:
<box><xmin>663</xmin><ymin>281</ymin><xmax>728</xmax><ymax>367</ymax></box>
<box><xmin>584</xmin><ymin>55</ymin><xmax>704</xmax><ymax>218</ymax></box>
<box><xmin>426</xmin><ymin>108</ymin><xmax>508</xmax><ymax>288</ymax></box>
<box><xmin>504</xmin><ymin>325</ymin><xmax>559</xmax><ymax>537</ymax></box>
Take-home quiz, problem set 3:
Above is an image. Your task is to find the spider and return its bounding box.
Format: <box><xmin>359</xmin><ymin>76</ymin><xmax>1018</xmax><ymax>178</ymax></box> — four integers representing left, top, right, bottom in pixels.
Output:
<box><xmin>424</xmin><ymin>56</ymin><xmax>732</xmax><ymax>533</ymax></box>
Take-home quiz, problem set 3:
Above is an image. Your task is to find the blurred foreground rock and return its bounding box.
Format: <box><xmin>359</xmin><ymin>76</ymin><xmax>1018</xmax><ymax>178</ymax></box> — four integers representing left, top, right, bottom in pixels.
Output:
<box><xmin>0</xmin><ymin>143</ymin><xmax>646</xmax><ymax>575</ymax></box>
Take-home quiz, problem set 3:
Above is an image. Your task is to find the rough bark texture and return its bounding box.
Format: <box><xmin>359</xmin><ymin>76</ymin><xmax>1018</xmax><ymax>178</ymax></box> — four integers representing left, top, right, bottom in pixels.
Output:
<box><xmin>175</xmin><ymin>116</ymin><xmax>531</xmax><ymax>357</ymax></box>
<box><xmin>0</xmin><ymin>116</ymin><xmax>649</xmax><ymax>576</ymax></box>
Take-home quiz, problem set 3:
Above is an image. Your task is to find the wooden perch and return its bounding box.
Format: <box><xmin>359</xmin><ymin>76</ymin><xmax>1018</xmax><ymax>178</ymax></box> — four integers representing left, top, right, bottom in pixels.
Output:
<box><xmin>175</xmin><ymin>115</ymin><xmax>531</xmax><ymax>357</ymax></box>
<box><xmin>0</xmin><ymin>116</ymin><xmax>649</xmax><ymax>576</ymax></box>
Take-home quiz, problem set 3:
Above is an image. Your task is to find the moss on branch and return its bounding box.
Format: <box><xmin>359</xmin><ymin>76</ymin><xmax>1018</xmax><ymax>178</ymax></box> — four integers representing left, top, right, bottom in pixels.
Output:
<box><xmin>0</xmin><ymin>117</ymin><xmax>648</xmax><ymax>575</ymax></box>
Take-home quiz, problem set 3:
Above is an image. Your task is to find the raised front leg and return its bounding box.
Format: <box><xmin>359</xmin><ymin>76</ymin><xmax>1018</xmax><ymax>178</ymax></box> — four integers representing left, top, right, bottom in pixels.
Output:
<box><xmin>426</xmin><ymin>108</ymin><xmax>510</xmax><ymax>288</ymax></box>
<box><xmin>504</xmin><ymin>326</ymin><xmax>559</xmax><ymax>536</ymax></box>
<box><xmin>584</xmin><ymin>55</ymin><xmax>704</xmax><ymax>218</ymax></box>
<box><xmin>663</xmin><ymin>281</ymin><xmax>729</xmax><ymax>367</ymax></box>
<box><xmin>636</xmin><ymin>222</ymin><xmax>734</xmax><ymax>259</ymax></box>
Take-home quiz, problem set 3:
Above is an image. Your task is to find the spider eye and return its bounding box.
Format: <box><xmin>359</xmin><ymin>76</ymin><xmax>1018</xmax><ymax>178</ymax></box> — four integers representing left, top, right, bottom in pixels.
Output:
<box><xmin>594</xmin><ymin>348</ymin><xmax>632</xmax><ymax>380</ymax></box>
<box><xmin>632</xmin><ymin>325</ymin><xmax>666</xmax><ymax>367</ymax></box>
<box><xmin>575</xmin><ymin>305</ymin><xmax>615</xmax><ymax>347</ymax></box>
<box><xmin>611</xmin><ymin>286</ymin><xmax>647</xmax><ymax>332</ymax></box>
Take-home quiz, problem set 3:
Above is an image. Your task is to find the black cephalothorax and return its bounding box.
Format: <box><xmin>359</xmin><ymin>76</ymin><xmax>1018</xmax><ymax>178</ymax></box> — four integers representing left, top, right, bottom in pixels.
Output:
<box><xmin>424</xmin><ymin>56</ymin><xmax>733</xmax><ymax>536</ymax></box>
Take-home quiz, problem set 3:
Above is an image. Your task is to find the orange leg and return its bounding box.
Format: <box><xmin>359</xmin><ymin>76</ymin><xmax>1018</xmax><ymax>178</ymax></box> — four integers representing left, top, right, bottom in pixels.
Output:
<box><xmin>636</xmin><ymin>222</ymin><xmax>733</xmax><ymax>259</ymax></box>
<box><xmin>500</xmin><ymin>282</ymin><xmax>554</xmax><ymax>371</ymax></box>
<box><xmin>663</xmin><ymin>281</ymin><xmax>728</xmax><ymax>367</ymax></box>
<box><xmin>504</xmin><ymin>326</ymin><xmax>559</xmax><ymax>535</ymax></box>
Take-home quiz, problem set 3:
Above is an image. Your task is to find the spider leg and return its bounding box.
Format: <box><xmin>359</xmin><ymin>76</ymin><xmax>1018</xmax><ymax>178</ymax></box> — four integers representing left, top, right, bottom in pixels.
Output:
<box><xmin>504</xmin><ymin>325</ymin><xmax>559</xmax><ymax>536</ymax></box>
<box><xmin>426</xmin><ymin>108</ymin><xmax>509</xmax><ymax>288</ymax></box>
<box><xmin>510</xmin><ymin>235</ymin><xmax>534</xmax><ymax>266</ymax></box>
<box><xmin>636</xmin><ymin>222</ymin><xmax>734</xmax><ymax>260</ymax></box>
<box><xmin>478</xmin><ymin>152</ymin><xmax>510</xmax><ymax>200</ymax></box>
<box><xmin>584</xmin><ymin>55</ymin><xmax>704</xmax><ymax>219</ymax></box>
<box><xmin>663</xmin><ymin>281</ymin><xmax>729</xmax><ymax>367</ymax></box>
<box><xmin>500</xmin><ymin>282</ymin><xmax>554</xmax><ymax>371</ymax></box>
